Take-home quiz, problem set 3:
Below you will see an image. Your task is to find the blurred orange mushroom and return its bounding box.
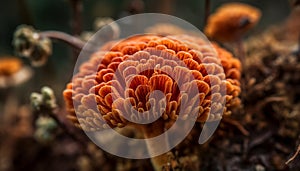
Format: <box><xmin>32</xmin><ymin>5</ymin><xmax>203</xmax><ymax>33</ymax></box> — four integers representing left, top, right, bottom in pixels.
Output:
<box><xmin>0</xmin><ymin>57</ymin><xmax>32</xmax><ymax>88</ymax></box>
<box><xmin>204</xmin><ymin>3</ymin><xmax>261</xmax><ymax>42</ymax></box>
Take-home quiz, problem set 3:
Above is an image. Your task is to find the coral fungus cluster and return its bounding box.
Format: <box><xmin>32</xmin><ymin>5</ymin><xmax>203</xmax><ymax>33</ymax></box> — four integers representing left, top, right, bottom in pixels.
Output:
<box><xmin>63</xmin><ymin>34</ymin><xmax>241</xmax><ymax>170</ymax></box>
<box><xmin>4</xmin><ymin>0</ymin><xmax>300</xmax><ymax>170</ymax></box>
<box><xmin>63</xmin><ymin>35</ymin><xmax>241</xmax><ymax>131</ymax></box>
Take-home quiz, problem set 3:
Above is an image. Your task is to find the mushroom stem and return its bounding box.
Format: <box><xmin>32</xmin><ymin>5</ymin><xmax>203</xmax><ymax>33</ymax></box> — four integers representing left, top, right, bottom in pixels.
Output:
<box><xmin>235</xmin><ymin>39</ymin><xmax>245</xmax><ymax>67</ymax></box>
<box><xmin>141</xmin><ymin>120</ymin><xmax>171</xmax><ymax>171</ymax></box>
<box><xmin>234</xmin><ymin>39</ymin><xmax>248</xmax><ymax>101</ymax></box>
<box><xmin>2</xmin><ymin>88</ymin><xmax>18</xmax><ymax>126</ymax></box>
<box><xmin>39</xmin><ymin>31</ymin><xmax>86</xmax><ymax>51</ymax></box>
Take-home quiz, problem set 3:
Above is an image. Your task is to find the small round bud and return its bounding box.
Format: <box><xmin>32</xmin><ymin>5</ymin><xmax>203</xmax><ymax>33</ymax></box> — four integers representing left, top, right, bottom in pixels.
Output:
<box><xmin>36</xmin><ymin>116</ymin><xmax>58</xmax><ymax>130</ymax></box>
<box><xmin>30</xmin><ymin>92</ymin><xmax>43</xmax><ymax>110</ymax></box>
<box><xmin>13</xmin><ymin>25</ymin><xmax>52</xmax><ymax>67</ymax></box>
<box><xmin>30</xmin><ymin>86</ymin><xmax>57</xmax><ymax>111</ymax></box>
<box><xmin>41</xmin><ymin>86</ymin><xmax>57</xmax><ymax>109</ymax></box>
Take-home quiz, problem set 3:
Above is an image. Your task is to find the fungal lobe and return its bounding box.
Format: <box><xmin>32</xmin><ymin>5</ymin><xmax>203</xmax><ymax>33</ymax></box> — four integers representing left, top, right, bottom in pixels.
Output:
<box><xmin>63</xmin><ymin>35</ymin><xmax>241</xmax><ymax>131</ymax></box>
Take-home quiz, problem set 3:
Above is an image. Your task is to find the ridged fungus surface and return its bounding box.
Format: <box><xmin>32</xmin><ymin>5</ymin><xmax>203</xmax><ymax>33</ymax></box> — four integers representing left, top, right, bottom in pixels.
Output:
<box><xmin>63</xmin><ymin>35</ymin><xmax>241</xmax><ymax>131</ymax></box>
<box><xmin>204</xmin><ymin>3</ymin><xmax>261</xmax><ymax>42</ymax></box>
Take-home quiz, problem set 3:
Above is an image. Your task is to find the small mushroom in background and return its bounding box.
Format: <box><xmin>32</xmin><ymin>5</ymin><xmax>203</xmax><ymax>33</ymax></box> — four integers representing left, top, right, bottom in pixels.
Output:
<box><xmin>0</xmin><ymin>56</ymin><xmax>34</xmax><ymax>147</ymax></box>
<box><xmin>63</xmin><ymin>34</ymin><xmax>241</xmax><ymax>170</ymax></box>
<box><xmin>204</xmin><ymin>3</ymin><xmax>261</xmax><ymax>43</ymax></box>
<box><xmin>0</xmin><ymin>57</ymin><xmax>33</xmax><ymax>88</ymax></box>
<box><xmin>204</xmin><ymin>2</ymin><xmax>261</xmax><ymax>81</ymax></box>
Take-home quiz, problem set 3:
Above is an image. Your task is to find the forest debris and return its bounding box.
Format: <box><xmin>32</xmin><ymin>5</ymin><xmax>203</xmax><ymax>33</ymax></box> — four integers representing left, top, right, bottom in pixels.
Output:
<box><xmin>286</xmin><ymin>143</ymin><xmax>300</xmax><ymax>165</ymax></box>
<box><xmin>223</xmin><ymin>117</ymin><xmax>249</xmax><ymax>136</ymax></box>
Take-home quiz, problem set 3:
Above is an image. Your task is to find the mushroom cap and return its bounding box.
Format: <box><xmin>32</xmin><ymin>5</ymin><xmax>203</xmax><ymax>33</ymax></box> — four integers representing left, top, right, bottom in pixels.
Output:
<box><xmin>204</xmin><ymin>3</ymin><xmax>261</xmax><ymax>42</ymax></box>
<box><xmin>0</xmin><ymin>57</ymin><xmax>22</xmax><ymax>76</ymax></box>
<box><xmin>0</xmin><ymin>57</ymin><xmax>32</xmax><ymax>88</ymax></box>
<box><xmin>63</xmin><ymin>35</ymin><xmax>241</xmax><ymax>131</ymax></box>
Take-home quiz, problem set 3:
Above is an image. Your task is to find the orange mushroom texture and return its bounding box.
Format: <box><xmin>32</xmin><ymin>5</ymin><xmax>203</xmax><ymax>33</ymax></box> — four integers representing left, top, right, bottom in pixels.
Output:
<box><xmin>63</xmin><ymin>35</ymin><xmax>241</xmax><ymax>131</ymax></box>
<box><xmin>0</xmin><ymin>57</ymin><xmax>32</xmax><ymax>88</ymax></box>
<box><xmin>0</xmin><ymin>57</ymin><xmax>22</xmax><ymax>76</ymax></box>
<box><xmin>204</xmin><ymin>3</ymin><xmax>261</xmax><ymax>42</ymax></box>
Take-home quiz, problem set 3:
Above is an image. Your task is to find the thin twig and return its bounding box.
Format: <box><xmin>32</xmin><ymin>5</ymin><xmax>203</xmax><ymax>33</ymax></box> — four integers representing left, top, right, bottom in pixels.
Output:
<box><xmin>248</xmin><ymin>130</ymin><xmax>273</xmax><ymax>149</ymax></box>
<box><xmin>69</xmin><ymin>0</ymin><xmax>83</xmax><ymax>35</ymax></box>
<box><xmin>297</xmin><ymin>33</ymin><xmax>300</xmax><ymax>57</ymax></box>
<box><xmin>286</xmin><ymin>143</ymin><xmax>300</xmax><ymax>165</ymax></box>
<box><xmin>47</xmin><ymin>109</ymin><xmax>78</xmax><ymax>140</ymax></box>
<box><xmin>17</xmin><ymin>0</ymin><xmax>33</xmax><ymax>25</ymax></box>
<box><xmin>256</xmin><ymin>96</ymin><xmax>286</xmax><ymax>110</ymax></box>
<box><xmin>36</xmin><ymin>106</ymin><xmax>89</xmax><ymax>155</ymax></box>
<box><xmin>40</xmin><ymin>31</ymin><xmax>86</xmax><ymax>50</ymax></box>
<box><xmin>204</xmin><ymin>0</ymin><xmax>211</xmax><ymax>28</ymax></box>
<box><xmin>159</xmin><ymin>0</ymin><xmax>173</xmax><ymax>14</ymax></box>
<box><xmin>247</xmin><ymin>74</ymin><xmax>276</xmax><ymax>96</ymax></box>
<box><xmin>223</xmin><ymin>117</ymin><xmax>250</xmax><ymax>136</ymax></box>
<box><xmin>68</xmin><ymin>0</ymin><xmax>83</xmax><ymax>59</ymax></box>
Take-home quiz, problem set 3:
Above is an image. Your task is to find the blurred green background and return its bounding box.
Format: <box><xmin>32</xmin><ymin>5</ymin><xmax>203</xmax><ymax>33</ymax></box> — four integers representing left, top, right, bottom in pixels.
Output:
<box><xmin>0</xmin><ymin>0</ymin><xmax>291</xmax><ymax>104</ymax></box>
<box><xmin>0</xmin><ymin>0</ymin><xmax>291</xmax><ymax>53</ymax></box>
